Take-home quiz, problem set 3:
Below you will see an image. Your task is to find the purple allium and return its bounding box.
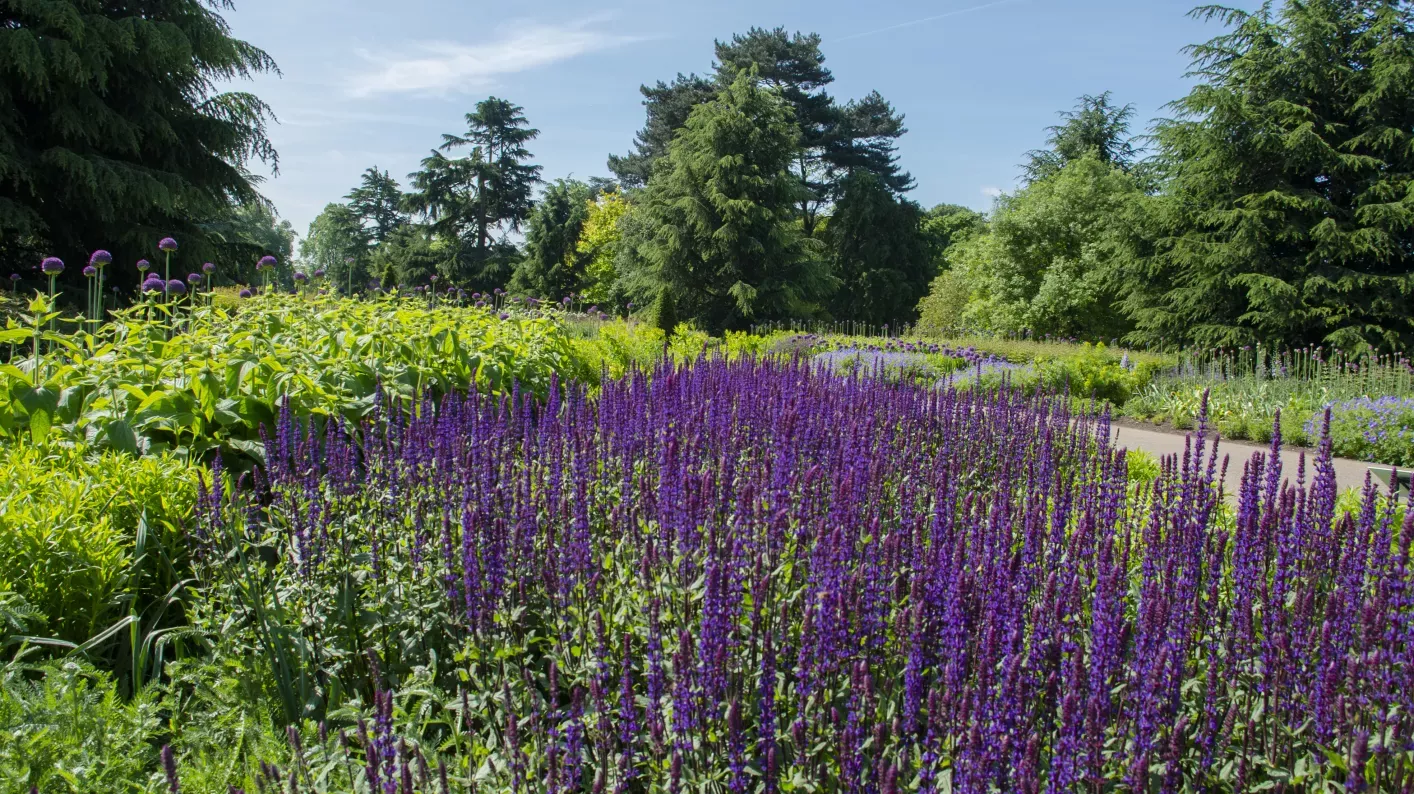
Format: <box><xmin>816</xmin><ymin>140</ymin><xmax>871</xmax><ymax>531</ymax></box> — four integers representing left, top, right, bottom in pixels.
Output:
<box><xmin>8</xmin><ymin>274</ymin><xmax>18</xmax><ymax>282</ymax></box>
<box><xmin>202</xmin><ymin>262</ymin><xmax>216</xmax><ymax>274</ymax></box>
<box><xmin>83</xmin><ymin>265</ymin><xmax>97</xmax><ymax>278</ymax></box>
<box><xmin>142</xmin><ymin>276</ymin><xmax>166</xmax><ymax>294</ymax></box>
<box><xmin>89</xmin><ymin>250</ymin><xmax>113</xmax><ymax>267</ymax></box>
<box><xmin>137</xmin><ymin>259</ymin><xmax>151</xmax><ymax>272</ymax></box>
<box><xmin>430</xmin><ymin>275</ymin><xmax>439</xmax><ymax>283</ymax></box>
<box><xmin>40</xmin><ymin>257</ymin><xmax>63</xmax><ymax>275</ymax></box>
<box><xmin>166</xmin><ymin>278</ymin><xmax>187</xmax><ymax>295</ymax></box>
<box><xmin>293</xmin><ymin>271</ymin><xmax>308</xmax><ymax>283</ymax></box>
<box><xmin>158</xmin><ymin>237</ymin><xmax>179</xmax><ymax>252</ymax></box>
<box><xmin>313</xmin><ymin>268</ymin><xmax>326</xmax><ymax>278</ymax></box>
<box><xmin>499</xmin><ymin>312</ymin><xmax>509</xmax><ymax>320</ymax></box>
<box><xmin>239</xmin><ymin>288</ymin><xmax>253</xmax><ymax>298</ymax></box>
<box><xmin>258</xmin><ymin>255</ymin><xmax>278</xmax><ymax>269</ymax></box>
<box><xmin>187</xmin><ymin>272</ymin><xmax>202</xmax><ymax>285</ymax></box>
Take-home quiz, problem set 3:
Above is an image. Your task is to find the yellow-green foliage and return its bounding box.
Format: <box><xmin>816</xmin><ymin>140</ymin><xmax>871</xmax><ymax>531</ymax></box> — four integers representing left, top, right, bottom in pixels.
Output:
<box><xmin>0</xmin><ymin>444</ymin><xmax>197</xmax><ymax>645</ymax></box>
<box><xmin>1</xmin><ymin>292</ymin><xmax>588</xmax><ymax>459</ymax></box>
<box><xmin>577</xmin><ymin>190</ymin><xmax>631</xmax><ymax>304</ymax></box>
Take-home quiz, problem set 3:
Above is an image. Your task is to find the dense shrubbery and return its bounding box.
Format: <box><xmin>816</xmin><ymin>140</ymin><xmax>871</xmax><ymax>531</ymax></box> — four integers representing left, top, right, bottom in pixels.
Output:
<box><xmin>0</xmin><ymin>444</ymin><xmax>197</xmax><ymax>662</ymax></box>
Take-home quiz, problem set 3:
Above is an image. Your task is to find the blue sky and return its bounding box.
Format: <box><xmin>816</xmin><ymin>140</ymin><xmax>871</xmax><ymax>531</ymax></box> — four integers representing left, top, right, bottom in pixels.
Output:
<box><xmin>220</xmin><ymin>0</ymin><xmax>1259</xmax><ymax>239</ymax></box>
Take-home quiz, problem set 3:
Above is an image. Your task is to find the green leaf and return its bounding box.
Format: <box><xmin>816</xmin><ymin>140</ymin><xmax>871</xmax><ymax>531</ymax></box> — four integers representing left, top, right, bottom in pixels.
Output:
<box><xmin>28</xmin><ymin>408</ymin><xmax>50</xmax><ymax>444</ymax></box>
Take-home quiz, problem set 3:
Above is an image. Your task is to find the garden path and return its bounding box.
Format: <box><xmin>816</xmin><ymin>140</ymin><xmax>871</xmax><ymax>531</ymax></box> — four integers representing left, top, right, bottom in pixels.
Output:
<box><xmin>1109</xmin><ymin>422</ymin><xmax>1390</xmax><ymax>498</ymax></box>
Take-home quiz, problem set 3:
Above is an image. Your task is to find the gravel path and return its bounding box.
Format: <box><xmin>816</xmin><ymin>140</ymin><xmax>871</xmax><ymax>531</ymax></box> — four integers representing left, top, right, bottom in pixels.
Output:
<box><xmin>1108</xmin><ymin>421</ymin><xmax>1391</xmax><ymax>497</ymax></box>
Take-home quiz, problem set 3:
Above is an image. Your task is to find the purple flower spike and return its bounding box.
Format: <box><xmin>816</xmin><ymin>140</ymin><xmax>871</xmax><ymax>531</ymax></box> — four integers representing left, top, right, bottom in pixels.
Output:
<box><xmin>158</xmin><ymin>237</ymin><xmax>179</xmax><ymax>252</ymax></box>
<box><xmin>40</xmin><ymin>257</ymin><xmax>63</xmax><ymax>275</ymax></box>
<box><xmin>160</xmin><ymin>744</ymin><xmax>180</xmax><ymax>792</ymax></box>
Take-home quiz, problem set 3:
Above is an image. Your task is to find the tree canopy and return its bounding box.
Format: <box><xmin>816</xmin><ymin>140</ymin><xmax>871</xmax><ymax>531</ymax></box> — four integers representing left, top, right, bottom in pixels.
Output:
<box><xmin>1126</xmin><ymin>1</ymin><xmax>1414</xmax><ymax>352</ymax></box>
<box><xmin>621</xmin><ymin>71</ymin><xmax>831</xmax><ymax>332</ymax></box>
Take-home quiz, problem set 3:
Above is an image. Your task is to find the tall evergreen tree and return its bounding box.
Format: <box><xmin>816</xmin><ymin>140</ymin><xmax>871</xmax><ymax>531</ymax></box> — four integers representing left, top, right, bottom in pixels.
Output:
<box><xmin>510</xmin><ymin>179</ymin><xmax>595</xmax><ymax>300</ymax></box>
<box><xmin>0</xmin><ymin>0</ymin><xmax>279</xmax><ymax>293</ymax></box>
<box><xmin>1129</xmin><ymin>2</ymin><xmax>1414</xmax><ymax>351</ymax></box>
<box><xmin>404</xmin><ymin>97</ymin><xmax>541</xmax><ymax>289</ymax></box>
<box><xmin>829</xmin><ymin>91</ymin><xmax>914</xmax><ymax>196</ymax></box>
<box><xmin>345</xmin><ymin>167</ymin><xmax>405</xmax><ymax>245</ymax></box>
<box><xmin>1022</xmin><ymin>92</ymin><xmax>1139</xmax><ymax>184</ymax></box>
<box><xmin>607</xmin><ymin>74</ymin><xmax>717</xmax><ymax>187</ymax></box>
<box><xmin>826</xmin><ymin>172</ymin><xmax>932</xmax><ymax>325</ymax></box>
<box><xmin>622</xmin><ymin>71</ymin><xmax>831</xmax><ymax>331</ymax></box>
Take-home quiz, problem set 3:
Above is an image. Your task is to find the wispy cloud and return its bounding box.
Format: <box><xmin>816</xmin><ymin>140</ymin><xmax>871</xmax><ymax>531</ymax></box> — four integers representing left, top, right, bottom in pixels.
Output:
<box><xmin>981</xmin><ymin>186</ymin><xmax>1004</xmax><ymax>199</ymax></box>
<box><xmin>833</xmin><ymin>0</ymin><xmax>1027</xmax><ymax>43</ymax></box>
<box><xmin>349</xmin><ymin>19</ymin><xmax>641</xmax><ymax>98</ymax></box>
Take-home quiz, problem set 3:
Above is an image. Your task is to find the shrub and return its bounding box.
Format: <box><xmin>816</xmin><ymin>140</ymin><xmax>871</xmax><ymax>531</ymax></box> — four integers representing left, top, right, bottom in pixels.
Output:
<box><xmin>1312</xmin><ymin>397</ymin><xmax>1414</xmax><ymax>466</ymax></box>
<box><xmin>0</xmin><ymin>445</ymin><xmax>197</xmax><ymax>658</ymax></box>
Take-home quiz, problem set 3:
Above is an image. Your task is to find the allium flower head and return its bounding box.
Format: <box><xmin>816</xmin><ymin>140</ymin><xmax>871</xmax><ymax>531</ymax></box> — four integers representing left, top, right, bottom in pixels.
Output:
<box><xmin>499</xmin><ymin>312</ymin><xmax>509</xmax><ymax>320</ymax></box>
<box><xmin>429</xmin><ymin>275</ymin><xmax>439</xmax><ymax>283</ymax></box>
<box><xmin>258</xmin><ymin>255</ymin><xmax>278</xmax><ymax>269</ymax></box>
<box><xmin>8</xmin><ymin>274</ymin><xmax>18</xmax><ymax>282</ymax></box>
<box><xmin>158</xmin><ymin>237</ymin><xmax>179</xmax><ymax>252</ymax></box>
<box><xmin>239</xmin><ymin>288</ymin><xmax>253</xmax><ymax>299</ymax></box>
<box><xmin>293</xmin><ymin>271</ymin><xmax>308</xmax><ymax>283</ymax></box>
<box><xmin>142</xmin><ymin>275</ymin><xmax>166</xmax><ymax>294</ymax></box>
<box><xmin>202</xmin><ymin>262</ymin><xmax>215</xmax><ymax>274</ymax></box>
<box><xmin>137</xmin><ymin>259</ymin><xmax>151</xmax><ymax>272</ymax></box>
<box><xmin>187</xmin><ymin>272</ymin><xmax>202</xmax><ymax>285</ymax></box>
<box><xmin>83</xmin><ymin>265</ymin><xmax>98</xmax><ymax>278</ymax></box>
<box><xmin>166</xmin><ymin>279</ymin><xmax>187</xmax><ymax>295</ymax></box>
<box><xmin>40</xmin><ymin>257</ymin><xmax>64</xmax><ymax>275</ymax></box>
<box><xmin>313</xmin><ymin>268</ymin><xmax>326</xmax><ymax>278</ymax></box>
<box><xmin>89</xmin><ymin>250</ymin><xmax>113</xmax><ymax>267</ymax></box>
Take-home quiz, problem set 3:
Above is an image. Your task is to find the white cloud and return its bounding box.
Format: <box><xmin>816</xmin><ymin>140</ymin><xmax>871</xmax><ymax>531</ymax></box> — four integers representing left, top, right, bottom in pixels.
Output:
<box><xmin>981</xmin><ymin>186</ymin><xmax>1004</xmax><ymax>199</ymax></box>
<box><xmin>349</xmin><ymin>20</ymin><xmax>640</xmax><ymax>98</ymax></box>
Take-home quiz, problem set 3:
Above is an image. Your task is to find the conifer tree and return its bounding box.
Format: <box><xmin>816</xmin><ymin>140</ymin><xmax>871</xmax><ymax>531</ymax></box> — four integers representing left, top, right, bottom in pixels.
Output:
<box><xmin>623</xmin><ymin>71</ymin><xmax>831</xmax><ymax>332</ymax></box>
<box><xmin>345</xmin><ymin>167</ymin><xmax>406</xmax><ymax>246</ymax></box>
<box><xmin>1130</xmin><ymin>2</ymin><xmax>1414</xmax><ymax>351</ymax></box>
<box><xmin>0</xmin><ymin>0</ymin><xmax>279</xmax><ymax>293</ymax></box>
<box><xmin>827</xmin><ymin>172</ymin><xmax>932</xmax><ymax>325</ymax></box>
<box><xmin>510</xmin><ymin>179</ymin><xmax>595</xmax><ymax>299</ymax></box>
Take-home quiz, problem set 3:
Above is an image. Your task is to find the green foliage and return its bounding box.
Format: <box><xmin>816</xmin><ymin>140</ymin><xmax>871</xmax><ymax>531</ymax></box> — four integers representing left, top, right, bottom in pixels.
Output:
<box><xmin>1029</xmin><ymin>342</ymin><xmax>1156</xmax><ymax>405</ymax></box>
<box><xmin>203</xmin><ymin>201</ymin><xmax>298</xmax><ymax>288</ymax></box>
<box><xmin>0</xmin><ymin>0</ymin><xmax>280</xmax><ymax>296</ymax></box>
<box><xmin>1125</xmin><ymin>449</ymin><xmax>1162</xmax><ymax>484</ymax></box>
<box><xmin>345</xmin><ymin>167</ymin><xmax>406</xmax><ymax>246</ymax></box>
<box><xmin>370</xmin><ymin>223</ymin><xmax>454</xmax><ymax>289</ymax></box>
<box><xmin>0</xmin><ymin>445</ymin><xmax>197</xmax><ymax>655</ymax></box>
<box><xmin>623</xmin><ymin>71</ymin><xmax>832</xmax><ymax>331</ymax></box>
<box><xmin>511</xmin><ymin>179</ymin><xmax>595</xmax><ymax>299</ymax></box>
<box><xmin>576</xmin><ymin>189</ymin><xmax>632</xmax><ymax>305</ymax></box>
<box><xmin>1022</xmin><ymin>92</ymin><xmax>1140</xmax><ymax>184</ymax></box>
<box><xmin>0</xmin><ymin>292</ymin><xmax>589</xmax><ymax>462</ymax></box>
<box><xmin>1130</xmin><ymin>2</ymin><xmax>1414</xmax><ymax>352</ymax></box>
<box><xmin>300</xmin><ymin>203</ymin><xmax>370</xmax><ymax>294</ymax></box>
<box><xmin>648</xmin><ymin>286</ymin><xmax>678</xmax><ymax>341</ymax></box>
<box><xmin>950</xmin><ymin>154</ymin><xmax>1151</xmax><ymax>339</ymax></box>
<box><xmin>826</xmin><ymin>171</ymin><xmax>933</xmax><ymax>325</ymax></box>
<box><xmin>607</xmin><ymin>73</ymin><xmax>718</xmax><ymax>188</ymax></box>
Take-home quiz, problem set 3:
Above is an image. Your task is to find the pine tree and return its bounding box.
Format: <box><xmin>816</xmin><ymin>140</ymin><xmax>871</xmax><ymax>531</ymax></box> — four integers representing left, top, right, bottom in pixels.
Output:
<box><xmin>826</xmin><ymin>172</ymin><xmax>932</xmax><ymax>325</ymax></box>
<box><xmin>623</xmin><ymin>70</ymin><xmax>831</xmax><ymax>332</ymax></box>
<box><xmin>1130</xmin><ymin>1</ymin><xmax>1414</xmax><ymax>351</ymax></box>
<box><xmin>0</xmin><ymin>0</ymin><xmax>279</xmax><ymax>294</ymax></box>
<box><xmin>300</xmin><ymin>203</ymin><xmax>370</xmax><ymax>294</ymax></box>
<box><xmin>510</xmin><ymin>179</ymin><xmax>595</xmax><ymax>299</ymax></box>
<box><xmin>607</xmin><ymin>74</ymin><xmax>717</xmax><ymax>187</ymax></box>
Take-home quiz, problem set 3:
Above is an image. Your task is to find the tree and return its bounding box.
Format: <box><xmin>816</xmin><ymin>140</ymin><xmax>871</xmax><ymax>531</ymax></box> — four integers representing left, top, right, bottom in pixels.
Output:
<box><xmin>920</xmin><ymin>204</ymin><xmax>987</xmax><ymax>261</ymax></box>
<box><xmin>0</xmin><ymin>0</ymin><xmax>279</xmax><ymax>295</ymax></box>
<box><xmin>371</xmin><ymin>224</ymin><xmax>456</xmax><ymax>290</ymax></box>
<box><xmin>622</xmin><ymin>71</ymin><xmax>830</xmax><ymax>332</ymax></box>
<box><xmin>577</xmin><ymin>190</ymin><xmax>632</xmax><ymax>305</ymax></box>
<box><xmin>300</xmin><ymin>203</ymin><xmax>369</xmax><ymax>293</ymax></box>
<box><xmin>950</xmin><ymin>155</ymin><xmax>1151</xmax><ymax>339</ymax></box>
<box><xmin>405</xmin><ymin>97</ymin><xmax>541</xmax><ymax>289</ymax></box>
<box><xmin>828</xmin><ymin>91</ymin><xmax>914</xmax><ymax>196</ymax></box>
<box><xmin>826</xmin><ymin>172</ymin><xmax>932</xmax><ymax>325</ymax></box>
<box><xmin>346</xmin><ymin>167</ymin><xmax>405</xmax><ymax>245</ymax></box>
<box><xmin>1128</xmin><ymin>2</ymin><xmax>1414</xmax><ymax>352</ymax></box>
<box><xmin>510</xmin><ymin>179</ymin><xmax>595</xmax><ymax>299</ymax></box>
<box><xmin>608</xmin><ymin>74</ymin><xmax>717</xmax><ymax>187</ymax></box>
<box><xmin>915</xmin><ymin>204</ymin><xmax>989</xmax><ymax>332</ymax></box>
<box><xmin>1022</xmin><ymin>92</ymin><xmax>1139</xmax><ymax>184</ymax></box>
